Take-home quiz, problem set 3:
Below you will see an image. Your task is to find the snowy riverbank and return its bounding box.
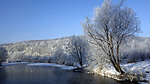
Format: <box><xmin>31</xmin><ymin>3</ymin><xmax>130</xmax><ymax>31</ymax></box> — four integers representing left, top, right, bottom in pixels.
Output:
<box><xmin>1</xmin><ymin>62</ymin><xmax>77</xmax><ymax>70</ymax></box>
<box><xmin>2</xmin><ymin>62</ymin><xmax>28</xmax><ymax>66</ymax></box>
<box><xmin>91</xmin><ymin>60</ymin><xmax>150</xmax><ymax>84</ymax></box>
<box><xmin>122</xmin><ymin>60</ymin><xmax>150</xmax><ymax>83</ymax></box>
<box><xmin>27</xmin><ymin>63</ymin><xmax>77</xmax><ymax>70</ymax></box>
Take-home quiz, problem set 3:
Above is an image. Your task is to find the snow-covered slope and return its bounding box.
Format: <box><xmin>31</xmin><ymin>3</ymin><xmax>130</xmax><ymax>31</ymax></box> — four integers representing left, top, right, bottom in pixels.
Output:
<box><xmin>0</xmin><ymin>35</ymin><xmax>90</xmax><ymax>66</ymax></box>
<box><xmin>0</xmin><ymin>36</ymin><xmax>150</xmax><ymax>63</ymax></box>
<box><xmin>0</xmin><ymin>37</ymin><xmax>71</xmax><ymax>56</ymax></box>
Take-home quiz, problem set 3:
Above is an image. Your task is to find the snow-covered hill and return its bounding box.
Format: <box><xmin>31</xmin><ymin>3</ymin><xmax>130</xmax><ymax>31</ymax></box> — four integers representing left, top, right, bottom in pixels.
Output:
<box><xmin>0</xmin><ymin>35</ymin><xmax>150</xmax><ymax>64</ymax></box>
<box><xmin>0</xmin><ymin>35</ymin><xmax>90</xmax><ymax>65</ymax></box>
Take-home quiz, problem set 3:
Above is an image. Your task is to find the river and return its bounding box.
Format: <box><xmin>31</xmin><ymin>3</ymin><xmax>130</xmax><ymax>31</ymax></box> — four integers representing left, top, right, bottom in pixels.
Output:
<box><xmin>0</xmin><ymin>64</ymin><xmax>132</xmax><ymax>84</ymax></box>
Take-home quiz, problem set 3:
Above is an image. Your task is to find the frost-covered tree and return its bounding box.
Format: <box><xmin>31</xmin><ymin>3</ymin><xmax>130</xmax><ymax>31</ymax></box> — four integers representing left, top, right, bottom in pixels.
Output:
<box><xmin>0</xmin><ymin>47</ymin><xmax>7</xmax><ymax>65</ymax></box>
<box><xmin>69</xmin><ymin>36</ymin><xmax>89</xmax><ymax>67</ymax></box>
<box><xmin>82</xmin><ymin>0</ymin><xmax>140</xmax><ymax>74</ymax></box>
<box><xmin>51</xmin><ymin>48</ymin><xmax>66</xmax><ymax>64</ymax></box>
<box><xmin>8</xmin><ymin>51</ymin><xmax>25</xmax><ymax>62</ymax></box>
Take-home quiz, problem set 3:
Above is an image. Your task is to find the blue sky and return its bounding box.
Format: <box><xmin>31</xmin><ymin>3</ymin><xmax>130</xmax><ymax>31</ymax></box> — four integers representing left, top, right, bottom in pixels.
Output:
<box><xmin>0</xmin><ymin>0</ymin><xmax>150</xmax><ymax>44</ymax></box>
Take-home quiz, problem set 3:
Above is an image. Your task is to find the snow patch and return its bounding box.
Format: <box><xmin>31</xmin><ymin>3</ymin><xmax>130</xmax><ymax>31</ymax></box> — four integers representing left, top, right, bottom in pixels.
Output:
<box><xmin>122</xmin><ymin>60</ymin><xmax>150</xmax><ymax>84</ymax></box>
<box><xmin>27</xmin><ymin>63</ymin><xmax>77</xmax><ymax>70</ymax></box>
<box><xmin>2</xmin><ymin>62</ymin><xmax>28</xmax><ymax>66</ymax></box>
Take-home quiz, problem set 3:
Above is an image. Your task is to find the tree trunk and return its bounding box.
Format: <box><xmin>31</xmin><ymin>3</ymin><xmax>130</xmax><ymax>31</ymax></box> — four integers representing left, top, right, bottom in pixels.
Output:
<box><xmin>117</xmin><ymin>64</ymin><xmax>125</xmax><ymax>74</ymax></box>
<box><xmin>79</xmin><ymin>60</ymin><xmax>83</xmax><ymax>67</ymax></box>
<box><xmin>110</xmin><ymin>59</ymin><xmax>125</xmax><ymax>74</ymax></box>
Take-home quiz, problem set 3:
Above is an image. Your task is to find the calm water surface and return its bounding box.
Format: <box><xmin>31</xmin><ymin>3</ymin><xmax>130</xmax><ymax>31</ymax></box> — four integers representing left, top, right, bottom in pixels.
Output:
<box><xmin>0</xmin><ymin>64</ymin><xmax>131</xmax><ymax>84</ymax></box>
